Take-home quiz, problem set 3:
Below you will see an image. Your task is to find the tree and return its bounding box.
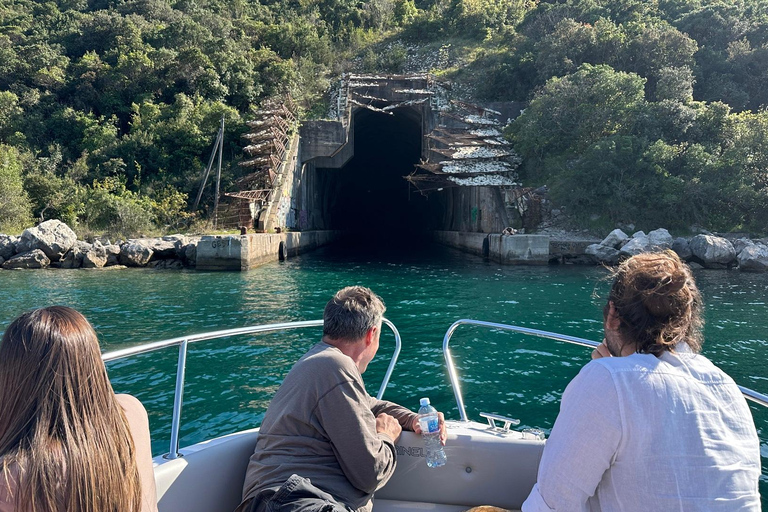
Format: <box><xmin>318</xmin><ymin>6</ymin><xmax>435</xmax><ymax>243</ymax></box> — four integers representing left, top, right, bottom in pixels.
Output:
<box><xmin>509</xmin><ymin>64</ymin><xmax>647</xmax><ymax>159</ymax></box>
<box><xmin>0</xmin><ymin>145</ymin><xmax>33</xmax><ymax>233</ymax></box>
<box><xmin>654</xmin><ymin>65</ymin><xmax>694</xmax><ymax>102</ymax></box>
<box><xmin>0</xmin><ymin>91</ymin><xmax>22</xmax><ymax>142</ymax></box>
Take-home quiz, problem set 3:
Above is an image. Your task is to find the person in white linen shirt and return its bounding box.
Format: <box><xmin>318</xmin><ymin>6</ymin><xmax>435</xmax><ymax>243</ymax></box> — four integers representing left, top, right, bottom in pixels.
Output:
<box><xmin>522</xmin><ymin>250</ymin><xmax>761</xmax><ymax>512</ymax></box>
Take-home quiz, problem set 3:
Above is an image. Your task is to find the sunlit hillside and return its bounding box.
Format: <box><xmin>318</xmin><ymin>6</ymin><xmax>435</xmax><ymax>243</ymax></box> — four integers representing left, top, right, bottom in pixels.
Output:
<box><xmin>1</xmin><ymin>0</ymin><xmax>766</xmax><ymax>234</ymax></box>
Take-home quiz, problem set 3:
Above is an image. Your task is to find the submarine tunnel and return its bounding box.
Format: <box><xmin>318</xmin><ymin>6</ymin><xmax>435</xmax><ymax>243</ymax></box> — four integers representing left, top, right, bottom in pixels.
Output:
<box><xmin>316</xmin><ymin>107</ymin><xmax>445</xmax><ymax>241</ymax></box>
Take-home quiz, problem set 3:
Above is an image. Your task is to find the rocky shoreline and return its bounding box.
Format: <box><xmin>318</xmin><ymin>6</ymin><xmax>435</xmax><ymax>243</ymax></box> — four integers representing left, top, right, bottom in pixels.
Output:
<box><xmin>582</xmin><ymin>228</ymin><xmax>768</xmax><ymax>272</ymax></box>
<box><xmin>2</xmin><ymin>220</ymin><xmax>767</xmax><ymax>273</ymax></box>
<box><xmin>0</xmin><ymin>220</ymin><xmax>200</xmax><ymax>270</ymax></box>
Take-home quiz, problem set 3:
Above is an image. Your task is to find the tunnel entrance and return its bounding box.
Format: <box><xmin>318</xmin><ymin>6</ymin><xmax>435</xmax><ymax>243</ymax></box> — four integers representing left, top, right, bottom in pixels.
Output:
<box><xmin>319</xmin><ymin>108</ymin><xmax>442</xmax><ymax>239</ymax></box>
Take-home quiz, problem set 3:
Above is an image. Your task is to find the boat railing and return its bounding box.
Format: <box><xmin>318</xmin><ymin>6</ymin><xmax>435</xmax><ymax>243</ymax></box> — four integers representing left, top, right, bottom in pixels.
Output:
<box><xmin>443</xmin><ymin>319</ymin><xmax>768</xmax><ymax>423</ymax></box>
<box><xmin>101</xmin><ymin>318</ymin><xmax>402</xmax><ymax>460</ymax></box>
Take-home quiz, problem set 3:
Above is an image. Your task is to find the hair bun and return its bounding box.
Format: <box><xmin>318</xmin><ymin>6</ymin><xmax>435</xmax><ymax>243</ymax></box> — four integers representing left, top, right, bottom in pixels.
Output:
<box><xmin>608</xmin><ymin>250</ymin><xmax>703</xmax><ymax>354</ymax></box>
<box><xmin>643</xmin><ymin>273</ymin><xmax>687</xmax><ymax>317</ymax></box>
<box><xmin>659</xmin><ymin>273</ymin><xmax>686</xmax><ymax>294</ymax></box>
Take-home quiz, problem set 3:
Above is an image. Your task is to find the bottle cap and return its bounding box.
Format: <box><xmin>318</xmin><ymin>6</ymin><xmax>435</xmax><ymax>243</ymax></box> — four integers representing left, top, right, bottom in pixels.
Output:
<box><xmin>419</xmin><ymin>397</ymin><xmax>430</xmax><ymax>407</ymax></box>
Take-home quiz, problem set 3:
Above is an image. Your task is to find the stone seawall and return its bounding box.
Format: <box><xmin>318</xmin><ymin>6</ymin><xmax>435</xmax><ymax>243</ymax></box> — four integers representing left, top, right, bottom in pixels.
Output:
<box><xmin>432</xmin><ymin>231</ymin><xmax>549</xmax><ymax>265</ymax></box>
<box><xmin>196</xmin><ymin>231</ymin><xmax>340</xmax><ymax>271</ymax></box>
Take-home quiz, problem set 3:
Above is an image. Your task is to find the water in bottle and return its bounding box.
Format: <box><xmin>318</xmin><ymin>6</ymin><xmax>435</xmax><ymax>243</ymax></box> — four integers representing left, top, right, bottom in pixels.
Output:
<box><xmin>418</xmin><ymin>397</ymin><xmax>447</xmax><ymax>468</ymax></box>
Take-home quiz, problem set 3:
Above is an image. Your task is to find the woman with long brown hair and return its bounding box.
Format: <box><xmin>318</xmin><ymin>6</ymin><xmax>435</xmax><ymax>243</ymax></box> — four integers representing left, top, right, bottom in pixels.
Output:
<box><xmin>0</xmin><ymin>306</ymin><xmax>157</xmax><ymax>511</ymax></box>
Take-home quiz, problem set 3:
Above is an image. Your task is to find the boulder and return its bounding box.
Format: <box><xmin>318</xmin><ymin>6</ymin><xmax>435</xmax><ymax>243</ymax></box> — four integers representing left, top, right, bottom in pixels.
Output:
<box><xmin>83</xmin><ymin>241</ymin><xmax>108</xmax><ymax>268</ymax></box>
<box><xmin>182</xmin><ymin>242</ymin><xmax>197</xmax><ymax>266</ymax></box>
<box><xmin>0</xmin><ymin>235</ymin><xmax>17</xmax><ymax>260</ymax></box>
<box><xmin>690</xmin><ymin>225</ymin><xmax>712</xmax><ymax>235</ymax></box>
<box><xmin>150</xmin><ymin>258</ymin><xmax>184</xmax><ymax>270</ymax></box>
<box><xmin>648</xmin><ymin>228</ymin><xmax>673</xmax><ymax>250</ymax></box>
<box><xmin>0</xmin><ymin>256</ymin><xmax>4</xmax><ymax>267</ymax></box>
<box><xmin>600</xmin><ymin>229</ymin><xmax>629</xmax><ymax>249</ymax></box>
<box><xmin>128</xmin><ymin>237</ymin><xmax>177</xmax><ymax>258</ymax></box>
<box><xmin>617</xmin><ymin>222</ymin><xmax>635</xmax><ymax>233</ymax></box>
<box><xmin>16</xmin><ymin>220</ymin><xmax>77</xmax><ymax>261</ymax></box>
<box><xmin>163</xmin><ymin>234</ymin><xmax>188</xmax><ymax>254</ymax></box>
<box><xmin>119</xmin><ymin>242</ymin><xmax>153</xmax><ymax>267</ymax></box>
<box><xmin>737</xmin><ymin>244</ymin><xmax>768</xmax><ymax>273</ymax></box>
<box><xmin>671</xmin><ymin>237</ymin><xmax>692</xmax><ymax>260</ymax></box>
<box><xmin>731</xmin><ymin>238</ymin><xmax>753</xmax><ymax>256</ymax></box>
<box><xmin>2</xmin><ymin>249</ymin><xmax>50</xmax><ymax>269</ymax></box>
<box><xmin>104</xmin><ymin>244</ymin><xmax>121</xmax><ymax>266</ymax></box>
<box><xmin>689</xmin><ymin>234</ymin><xmax>736</xmax><ymax>268</ymax></box>
<box><xmin>563</xmin><ymin>254</ymin><xmax>596</xmax><ymax>265</ymax></box>
<box><xmin>60</xmin><ymin>250</ymin><xmax>79</xmax><ymax>269</ymax></box>
<box><xmin>586</xmin><ymin>244</ymin><xmax>621</xmax><ymax>265</ymax></box>
<box><xmin>151</xmin><ymin>238</ymin><xmax>178</xmax><ymax>258</ymax></box>
<box><xmin>620</xmin><ymin>233</ymin><xmax>649</xmax><ymax>256</ymax></box>
<box><xmin>60</xmin><ymin>241</ymin><xmax>93</xmax><ymax>269</ymax></box>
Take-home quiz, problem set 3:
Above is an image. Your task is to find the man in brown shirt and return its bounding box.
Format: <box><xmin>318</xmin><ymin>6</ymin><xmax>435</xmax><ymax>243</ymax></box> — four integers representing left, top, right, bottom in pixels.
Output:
<box><xmin>238</xmin><ymin>286</ymin><xmax>444</xmax><ymax>512</ymax></box>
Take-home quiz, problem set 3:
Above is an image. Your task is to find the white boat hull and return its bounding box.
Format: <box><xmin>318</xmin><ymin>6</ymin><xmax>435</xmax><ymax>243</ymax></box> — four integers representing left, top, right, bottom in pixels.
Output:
<box><xmin>153</xmin><ymin>420</ymin><xmax>544</xmax><ymax>512</ymax></box>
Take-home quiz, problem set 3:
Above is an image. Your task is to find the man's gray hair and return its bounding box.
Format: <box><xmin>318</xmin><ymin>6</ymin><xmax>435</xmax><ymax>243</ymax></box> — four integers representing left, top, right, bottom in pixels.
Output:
<box><xmin>323</xmin><ymin>286</ymin><xmax>386</xmax><ymax>342</ymax></box>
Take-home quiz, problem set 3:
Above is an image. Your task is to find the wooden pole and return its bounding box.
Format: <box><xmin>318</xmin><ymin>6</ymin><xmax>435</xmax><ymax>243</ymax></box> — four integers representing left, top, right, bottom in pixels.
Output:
<box><xmin>212</xmin><ymin>115</ymin><xmax>224</xmax><ymax>229</ymax></box>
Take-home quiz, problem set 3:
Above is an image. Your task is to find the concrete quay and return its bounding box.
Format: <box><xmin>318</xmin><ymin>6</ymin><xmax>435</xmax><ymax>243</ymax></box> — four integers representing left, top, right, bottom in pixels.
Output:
<box><xmin>433</xmin><ymin>231</ymin><xmax>550</xmax><ymax>265</ymax></box>
<box><xmin>196</xmin><ymin>231</ymin><xmax>339</xmax><ymax>271</ymax></box>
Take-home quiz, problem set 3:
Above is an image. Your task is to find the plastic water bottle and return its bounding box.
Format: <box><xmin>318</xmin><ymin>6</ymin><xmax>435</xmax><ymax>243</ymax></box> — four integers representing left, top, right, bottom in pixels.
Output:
<box><xmin>418</xmin><ymin>397</ymin><xmax>447</xmax><ymax>468</ymax></box>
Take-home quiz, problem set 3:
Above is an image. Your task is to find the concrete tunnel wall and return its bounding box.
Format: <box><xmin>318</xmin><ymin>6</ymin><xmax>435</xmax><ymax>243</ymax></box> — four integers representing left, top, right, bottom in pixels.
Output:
<box><xmin>274</xmin><ymin>106</ymin><xmax>514</xmax><ymax>237</ymax></box>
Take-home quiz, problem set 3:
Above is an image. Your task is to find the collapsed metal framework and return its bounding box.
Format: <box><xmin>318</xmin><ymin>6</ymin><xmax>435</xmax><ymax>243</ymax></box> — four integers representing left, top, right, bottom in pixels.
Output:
<box><xmin>406</xmin><ymin>100</ymin><xmax>522</xmax><ymax>193</ymax></box>
<box><xmin>329</xmin><ymin>73</ymin><xmax>446</xmax><ymax>128</ymax></box>
<box><xmin>329</xmin><ymin>75</ymin><xmax>523</xmax><ymax>195</ymax></box>
<box><xmin>217</xmin><ymin>95</ymin><xmax>298</xmax><ymax>230</ymax></box>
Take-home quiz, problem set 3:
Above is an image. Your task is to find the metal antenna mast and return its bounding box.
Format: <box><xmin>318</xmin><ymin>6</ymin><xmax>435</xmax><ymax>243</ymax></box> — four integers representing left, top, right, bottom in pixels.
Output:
<box><xmin>192</xmin><ymin>115</ymin><xmax>226</xmax><ymax>222</ymax></box>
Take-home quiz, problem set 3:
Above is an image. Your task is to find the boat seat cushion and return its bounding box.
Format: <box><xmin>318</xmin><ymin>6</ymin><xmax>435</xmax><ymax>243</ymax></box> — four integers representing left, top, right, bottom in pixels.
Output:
<box><xmin>153</xmin><ymin>426</ymin><xmax>542</xmax><ymax>512</ymax></box>
<box><xmin>375</xmin><ymin>430</ymin><xmax>541</xmax><ymax>511</ymax></box>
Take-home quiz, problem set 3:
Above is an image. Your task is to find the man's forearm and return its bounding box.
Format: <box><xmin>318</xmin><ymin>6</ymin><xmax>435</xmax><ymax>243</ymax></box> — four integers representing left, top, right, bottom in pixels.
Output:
<box><xmin>370</xmin><ymin>398</ymin><xmax>418</xmax><ymax>429</ymax></box>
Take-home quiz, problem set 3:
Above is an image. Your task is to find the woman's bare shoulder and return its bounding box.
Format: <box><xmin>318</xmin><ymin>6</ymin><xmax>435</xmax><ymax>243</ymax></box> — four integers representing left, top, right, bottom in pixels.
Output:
<box><xmin>115</xmin><ymin>394</ymin><xmax>150</xmax><ymax>428</ymax></box>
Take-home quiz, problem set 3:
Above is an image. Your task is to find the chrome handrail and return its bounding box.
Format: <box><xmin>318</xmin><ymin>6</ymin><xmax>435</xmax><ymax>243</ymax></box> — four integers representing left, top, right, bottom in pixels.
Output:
<box><xmin>443</xmin><ymin>319</ymin><xmax>768</xmax><ymax>423</ymax></box>
<box><xmin>102</xmin><ymin>318</ymin><xmax>402</xmax><ymax>459</ymax></box>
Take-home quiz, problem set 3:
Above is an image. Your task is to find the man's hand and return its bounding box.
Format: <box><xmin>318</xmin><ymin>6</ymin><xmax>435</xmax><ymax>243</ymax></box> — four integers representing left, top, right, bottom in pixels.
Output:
<box><xmin>411</xmin><ymin>412</ymin><xmax>447</xmax><ymax>446</ymax></box>
<box><xmin>376</xmin><ymin>413</ymin><xmax>402</xmax><ymax>443</ymax></box>
<box><xmin>591</xmin><ymin>340</ymin><xmax>613</xmax><ymax>360</ymax></box>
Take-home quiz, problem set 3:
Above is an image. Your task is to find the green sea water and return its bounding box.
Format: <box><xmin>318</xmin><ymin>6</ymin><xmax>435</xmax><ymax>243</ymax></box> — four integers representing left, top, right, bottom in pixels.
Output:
<box><xmin>1</xmin><ymin>242</ymin><xmax>767</xmax><ymax>501</ymax></box>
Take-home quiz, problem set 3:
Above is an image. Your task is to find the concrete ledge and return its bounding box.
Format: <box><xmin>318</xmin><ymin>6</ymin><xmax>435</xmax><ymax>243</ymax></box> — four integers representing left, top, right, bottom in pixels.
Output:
<box><xmin>487</xmin><ymin>234</ymin><xmax>549</xmax><ymax>265</ymax></box>
<box><xmin>433</xmin><ymin>231</ymin><xmax>549</xmax><ymax>265</ymax></box>
<box><xmin>196</xmin><ymin>231</ymin><xmax>339</xmax><ymax>271</ymax></box>
<box><xmin>432</xmin><ymin>231</ymin><xmax>489</xmax><ymax>258</ymax></box>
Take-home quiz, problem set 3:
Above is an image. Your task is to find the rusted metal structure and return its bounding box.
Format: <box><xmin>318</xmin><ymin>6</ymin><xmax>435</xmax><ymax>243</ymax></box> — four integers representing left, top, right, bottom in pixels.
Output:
<box><xmin>217</xmin><ymin>95</ymin><xmax>298</xmax><ymax>230</ymax></box>
<box><xmin>406</xmin><ymin>100</ymin><xmax>521</xmax><ymax>193</ymax></box>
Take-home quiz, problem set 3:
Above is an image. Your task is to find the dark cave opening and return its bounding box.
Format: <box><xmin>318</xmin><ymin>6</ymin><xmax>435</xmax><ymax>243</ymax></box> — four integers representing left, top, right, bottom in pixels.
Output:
<box><xmin>319</xmin><ymin>108</ymin><xmax>443</xmax><ymax>240</ymax></box>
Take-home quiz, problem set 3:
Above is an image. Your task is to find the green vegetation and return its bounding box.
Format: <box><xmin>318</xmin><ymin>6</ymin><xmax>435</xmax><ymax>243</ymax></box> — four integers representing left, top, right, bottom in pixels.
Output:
<box><xmin>0</xmin><ymin>0</ymin><xmax>766</xmax><ymax>235</ymax></box>
<box><xmin>487</xmin><ymin>1</ymin><xmax>768</xmax><ymax>233</ymax></box>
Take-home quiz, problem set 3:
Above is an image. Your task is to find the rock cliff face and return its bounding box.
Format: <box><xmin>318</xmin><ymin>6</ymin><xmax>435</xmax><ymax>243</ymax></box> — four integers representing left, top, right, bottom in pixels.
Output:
<box><xmin>0</xmin><ymin>220</ymin><xmax>201</xmax><ymax>271</ymax></box>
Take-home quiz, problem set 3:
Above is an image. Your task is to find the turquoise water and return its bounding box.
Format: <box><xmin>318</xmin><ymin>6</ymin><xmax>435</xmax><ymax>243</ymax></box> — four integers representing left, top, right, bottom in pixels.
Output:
<box><xmin>1</xmin><ymin>243</ymin><xmax>767</xmax><ymax>502</ymax></box>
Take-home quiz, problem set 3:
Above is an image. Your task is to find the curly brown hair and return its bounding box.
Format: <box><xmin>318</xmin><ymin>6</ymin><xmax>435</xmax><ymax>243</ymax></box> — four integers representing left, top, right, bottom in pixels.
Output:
<box><xmin>608</xmin><ymin>250</ymin><xmax>703</xmax><ymax>355</ymax></box>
